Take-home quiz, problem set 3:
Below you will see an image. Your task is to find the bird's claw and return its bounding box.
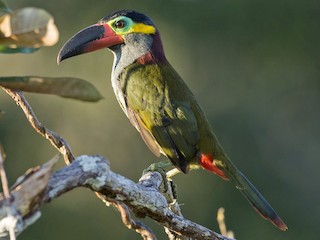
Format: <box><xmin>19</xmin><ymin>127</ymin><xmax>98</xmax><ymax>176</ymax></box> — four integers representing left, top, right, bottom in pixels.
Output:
<box><xmin>143</xmin><ymin>161</ymin><xmax>172</xmax><ymax>193</ymax></box>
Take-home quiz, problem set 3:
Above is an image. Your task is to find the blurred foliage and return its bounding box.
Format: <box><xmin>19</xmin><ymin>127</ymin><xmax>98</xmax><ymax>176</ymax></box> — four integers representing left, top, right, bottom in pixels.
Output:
<box><xmin>0</xmin><ymin>0</ymin><xmax>10</xmax><ymax>15</ymax></box>
<box><xmin>0</xmin><ymin>4</ymin><xmax>59</xmax><ymax>53</ymax></box>
<box><xmin>0</xmin><ymin>0</ymin><xmax>319</xmax><ymax>240</ymax></box>
<box><xmin>0</xmin><ymin>76</ymin><xmax>103</xmax><ymax>102</ymax></box>
<box><xmin>0</xmin><ymin>45</ymin><xmax>38</xmax><ymax>54</ymax></box>
<box><xmin>0</xmin><ymin>0</ymin><xmax>102</xmax><ymax>101</ymax></box>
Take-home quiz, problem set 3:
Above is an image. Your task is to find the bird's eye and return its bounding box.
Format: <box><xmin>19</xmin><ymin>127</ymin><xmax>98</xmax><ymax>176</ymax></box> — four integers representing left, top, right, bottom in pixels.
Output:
<box><xmin>114</xmin><ymin>20</ymin><xmax>126</xmax><ymax>29</ymax></box>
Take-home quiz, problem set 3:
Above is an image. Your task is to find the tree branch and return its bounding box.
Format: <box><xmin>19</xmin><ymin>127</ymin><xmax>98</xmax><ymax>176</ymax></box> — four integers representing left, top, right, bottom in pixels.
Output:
<box><xmin>112</xmin><ymin>201</ymin><xmax>157</xmax><ymax>240</ymax></box>
<box><xmin>0</xmin><ymin>155</ymin><xmax>234</xmax><ymax>240</ymax></box>
<box><xmin>0</xmin><ymin>146</ymin><xmax>16</xmax><ymax>240</ymax></box>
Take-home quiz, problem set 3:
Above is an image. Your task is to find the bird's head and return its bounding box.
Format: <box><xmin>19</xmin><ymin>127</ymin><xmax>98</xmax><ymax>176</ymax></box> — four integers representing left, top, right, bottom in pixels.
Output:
<box><xmin>57</xmin><ymin>10</ymin><xmax>165</xmax><ymax>64</ymax></box>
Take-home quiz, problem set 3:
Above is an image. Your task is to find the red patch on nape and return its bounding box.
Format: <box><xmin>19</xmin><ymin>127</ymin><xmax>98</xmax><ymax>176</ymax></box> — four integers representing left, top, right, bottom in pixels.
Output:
<box><xmin>199</xmin><ymin>154</ymin><xmax>228</xmax><ymax>180</ymax></box>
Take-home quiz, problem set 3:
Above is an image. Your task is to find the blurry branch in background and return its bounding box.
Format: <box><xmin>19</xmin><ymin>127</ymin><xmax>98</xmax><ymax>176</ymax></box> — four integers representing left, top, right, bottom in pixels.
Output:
<box><xmin>106</xmin><ymin>201</ymin><xmax>157</xmax><ymax>240</ymax></box>
<box><xmin>0</xmin><ymin>80</ymin><xmax>102</xmax><ymax>163</ymax></box>
<box><xmin>0</xmin><ymin>154</ymin><xmax>56</xmax><ymax>239</ymax></box>
<box><xmin>217</xmin><ymin>208</ymin><xmax>234</xmax><ymax>239</ymax></box>
<box><xmin>0</xmin><ymin>146</ymin><xmax>16</xmax><ymax>240</ymax></box>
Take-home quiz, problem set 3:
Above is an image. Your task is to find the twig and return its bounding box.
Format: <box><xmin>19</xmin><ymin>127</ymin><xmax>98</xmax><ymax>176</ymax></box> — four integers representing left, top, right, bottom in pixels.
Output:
<box><xmin>217</xmin><ymin>208</ymin><xmax>234</xmax><ymax>239</ymax></box>
<box><xmin>0</xmin><ymin>145</ymin><xmax>16</xmax><ymax>240</ymax></box>
<box><xmin>95</xmin><ymin>193</ymin><xmax>157</xmax><ymax>240</ymax></box>
<box><xmin>1</xmin><ymin>87</ymin><xmax>74</xmax><ymax>164</ymax></box>
<box><xmin>0</xmin><ymin>147</ymin><xmax>10</xmax><ymax>207</ymax></box>
<box><xmin>114</xmin><ymin>201</ymin><xmax>157</xmax><ymax>240</ymax></box>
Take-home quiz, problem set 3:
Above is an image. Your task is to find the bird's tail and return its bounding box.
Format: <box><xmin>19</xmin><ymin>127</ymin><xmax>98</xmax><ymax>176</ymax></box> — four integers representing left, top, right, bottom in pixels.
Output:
<box><xmin>227</xmin><ymin>165</ymin><xmax>288</xmax><ymax>231</ymax></box>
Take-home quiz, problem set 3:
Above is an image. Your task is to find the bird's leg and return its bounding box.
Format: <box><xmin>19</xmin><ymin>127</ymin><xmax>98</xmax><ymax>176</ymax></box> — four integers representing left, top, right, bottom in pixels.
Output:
<box><xmin>166</xmin><ymin>168</ymin><xmax>181</xmax><ymax>178</ymax></box>
<box><xmin>143</xmin><ymin>161</ymin><xmax>181</xmax><ymax>205</ymax></box>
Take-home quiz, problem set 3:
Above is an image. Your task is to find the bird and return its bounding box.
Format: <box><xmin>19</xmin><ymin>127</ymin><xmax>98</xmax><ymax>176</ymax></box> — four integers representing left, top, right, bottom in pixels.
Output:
<box><xmin>57</xmin><ymin>10</ymin><xmax>287</xmax><ymax>231</ymax></box>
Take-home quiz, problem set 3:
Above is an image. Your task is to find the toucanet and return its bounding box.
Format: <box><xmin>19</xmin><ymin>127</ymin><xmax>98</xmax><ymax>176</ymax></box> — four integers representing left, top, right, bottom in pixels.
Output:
<box><xmin>58</xmin><ymin>10</ymin><xmax>287</xmax><ymax>231</ymax></box>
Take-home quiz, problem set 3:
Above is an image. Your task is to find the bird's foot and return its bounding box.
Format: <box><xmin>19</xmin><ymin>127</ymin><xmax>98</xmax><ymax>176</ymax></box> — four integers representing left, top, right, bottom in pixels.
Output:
<box><xmin>168</xmin><ymin>178</ymin><xmax>178</xmax><ymax>203</ymax></box>
<box><xmin>143</xmin><ymin>161</ymin><xmax>173</xmax><ymax>193</ymax></box>
<box><xmin>143</xmin><ymin>161</ymin><xmax>173</xmax><ymax>172</ymax></box>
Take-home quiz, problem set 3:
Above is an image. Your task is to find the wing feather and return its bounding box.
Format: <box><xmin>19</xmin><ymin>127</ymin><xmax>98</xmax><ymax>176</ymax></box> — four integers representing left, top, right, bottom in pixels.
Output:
<box><xmin>127</xmin><ymin>108</ymin><xmax>161</xmax><ymax>157</ymax></box>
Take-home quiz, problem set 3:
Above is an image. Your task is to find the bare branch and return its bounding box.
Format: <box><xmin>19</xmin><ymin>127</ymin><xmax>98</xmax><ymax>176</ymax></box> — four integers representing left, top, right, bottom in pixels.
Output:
<box><xmin>0</xmin><ymin>147</ymin><xmax>10</xmax><ymax>203</ymax></box>
<box><xmin>114</xmin><ymin>201</ymin><xmax>157</xmax><ymax>240</ymax></box>
<box><xmin>0</xmin><ymin>146</ymin><xmax>16</xmax><ymax>239</ymax></box>
<box><xmin>217</xmin><ymin>208</ymin><xmax>234</xmax><ymax>239</ymax></box>
<box><xmin>44</xmin><ymin>155</ymin><xmax>234</xmax><ymax>240</ymax></box>
<box><xmin>95</xmin><ymin>193</ymin><xmax>157</xmax><ymax>240</ymax></box>
<box><xmin>1</xmin><ymin>87</ymin><xmax>74</xmax><ymax>164</ymax></box>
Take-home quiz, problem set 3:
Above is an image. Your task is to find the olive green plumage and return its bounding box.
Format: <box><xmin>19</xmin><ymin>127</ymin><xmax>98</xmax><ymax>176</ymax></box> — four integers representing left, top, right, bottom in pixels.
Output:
<box><xmin>121</xmin><ymin>62</ymin><xmax>213</xmax><ymax>171</ymax></box>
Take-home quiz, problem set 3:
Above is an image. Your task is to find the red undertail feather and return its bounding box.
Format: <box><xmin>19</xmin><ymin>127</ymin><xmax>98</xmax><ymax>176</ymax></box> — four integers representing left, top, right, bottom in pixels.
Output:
<box><xmin>199</xmin><ymin>153</ymin><xmax>287</xmax><ymax>230</ymax></box>
<box><xmin>199</xmin><ymin>154</ymin><xmax>228</xmax><ymax>180</ymax></box>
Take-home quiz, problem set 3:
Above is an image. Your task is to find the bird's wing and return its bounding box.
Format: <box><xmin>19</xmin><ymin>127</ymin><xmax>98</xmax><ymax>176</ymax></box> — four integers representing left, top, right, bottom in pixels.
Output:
<box><xmin>127</xmin><ymin>108</ymin><xmax>162</xmax><ymax>157</ymax></box>
<box><xmin>124</xmin><ymin>63</ymin><xmax>200</xmax><ymax>172</ymax></box>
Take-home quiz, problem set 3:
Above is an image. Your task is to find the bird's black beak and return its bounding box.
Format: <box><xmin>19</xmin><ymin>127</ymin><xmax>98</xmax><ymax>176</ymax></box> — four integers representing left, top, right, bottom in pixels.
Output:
<box><xmin>57</xmin><ymin>23</ymin><xmax>123</xmax><ymax>64</ymax></box>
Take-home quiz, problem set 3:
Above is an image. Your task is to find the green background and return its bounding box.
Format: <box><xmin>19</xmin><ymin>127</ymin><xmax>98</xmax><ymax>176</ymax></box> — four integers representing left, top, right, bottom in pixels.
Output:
<box><xmin>1</xmin><ymin>0</ymin><xmax>319</xmax><ymax>239</ymax></box>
